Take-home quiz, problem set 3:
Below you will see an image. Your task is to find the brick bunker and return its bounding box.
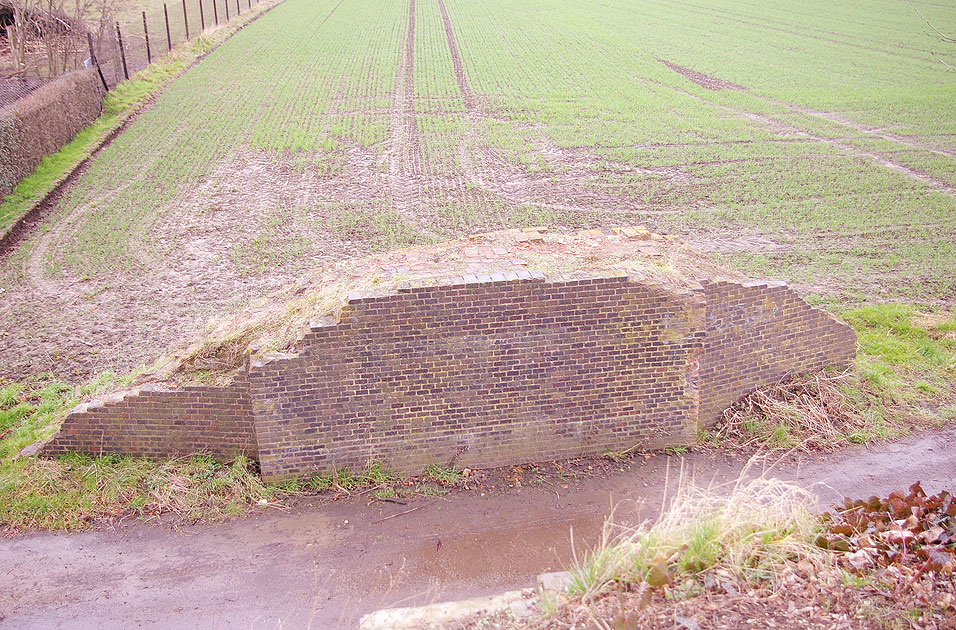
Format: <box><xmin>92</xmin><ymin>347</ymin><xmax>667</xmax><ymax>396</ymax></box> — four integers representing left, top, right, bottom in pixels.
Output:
<box><xmin>43</xmin><ymin>227</ymin><xmax>856</xmax><ymax>481</ymax></box>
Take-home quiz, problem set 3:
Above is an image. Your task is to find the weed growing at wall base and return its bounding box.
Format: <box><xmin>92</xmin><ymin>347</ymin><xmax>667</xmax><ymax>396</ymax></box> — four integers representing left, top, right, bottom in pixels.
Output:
<box><xmin>0</xmin><ymin>375</ymin><xmax>292</xmax><ymax>532</ymax></box>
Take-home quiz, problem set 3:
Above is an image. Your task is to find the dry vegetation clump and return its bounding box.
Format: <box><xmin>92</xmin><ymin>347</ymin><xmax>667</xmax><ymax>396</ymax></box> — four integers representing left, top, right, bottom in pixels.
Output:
<box><xmin>563</xmin><ymin>471</ymin><xmax>823</xmax><ymax>602</ymax></box>
<box><xmin>712</xmin><ymin>371</ymin><xmax>879</xmax><ymax>452</ymax></box>
<box><xmin>159</xmin><ymin>274</ymin><xmax>368</xmax><ymax>385</ymax></box>
<box><xmin>709</xmin><ymin>304</ymin><xmax>956</xmax><ymax>454</ymax></box>
<box><xmin>458</xmin><ymin>477</ymin><xmax>956</xmax><ymax>630</ymax></box>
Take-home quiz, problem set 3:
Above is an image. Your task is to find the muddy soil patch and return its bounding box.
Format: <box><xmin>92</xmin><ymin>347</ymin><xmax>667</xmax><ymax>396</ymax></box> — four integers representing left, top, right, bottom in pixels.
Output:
<box><xmin>660</xmin><ymin>59</ymin><xmax>744</xmax><ymax>91</ymax></box>
<box><xmin>0</xmin><ymin>146</ymin><xmax>416</xmax><ymax>382</ymax></box>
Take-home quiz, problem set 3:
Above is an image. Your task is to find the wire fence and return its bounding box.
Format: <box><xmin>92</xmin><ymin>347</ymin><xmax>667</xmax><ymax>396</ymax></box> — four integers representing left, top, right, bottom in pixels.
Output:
<box><xmin>91</xmin><ymin>0</ymin><xmax>261</xmax><ymax>89</ymax></box>
<box><xmin>2</xmin><ymin>0</ymin><xmax>260</xmax><ymax>107</ymax></box>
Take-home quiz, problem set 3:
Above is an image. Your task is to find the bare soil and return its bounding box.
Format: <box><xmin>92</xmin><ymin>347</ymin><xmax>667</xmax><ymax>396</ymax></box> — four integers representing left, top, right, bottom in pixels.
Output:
<box><xmin>1</xmin><ymin>425</ymin><xmax>954</xmax><ymax>629</ymax></box>
<box><xmin>660</xmin><ymin>60</ymin><xmax>744</xmax><ymax>91</ymax></box>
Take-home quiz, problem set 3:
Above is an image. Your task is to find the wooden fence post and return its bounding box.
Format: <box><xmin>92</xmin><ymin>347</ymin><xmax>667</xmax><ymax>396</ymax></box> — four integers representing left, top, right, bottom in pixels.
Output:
<box><xmin>225</xmin><ymin>0</ymin><xmax>230</xmax><ymax>21</ymax></box>
<box><xmin>87</xmin><ymin>32</ymin><xmax>109</xmax><ymax>91</ymax></box>
<box><xmin>213</xmin><ymin>0</ymin><xmax>218</xmax><ymax>26</ymax></box>
<box><xmin>182</xmin><ymin>0</ymin><xmax>189</xmax><ymax>40</ymax></box>
<box><xmin>164</xmin><ymin>3</ymin><xmax>172</xmax><ymax>51</ymax></box>
<box><xmin>115</xmin><ymin>21</ymin><xmax>129</xmax><ymax>80</ymax></box>
<box><xmin>236</xmin><ymin>0</ymin><xmax>240</xmax><ymax>16</ymax></box>
<box><xmin>199</xmin><ymin>0</ymin><xmax>205</xmax><ymax>32</ymax></box>
<box><xmin>143</xmin><ymin>12</ymin><xmax>151</xmax><ymax>64</ymax></box>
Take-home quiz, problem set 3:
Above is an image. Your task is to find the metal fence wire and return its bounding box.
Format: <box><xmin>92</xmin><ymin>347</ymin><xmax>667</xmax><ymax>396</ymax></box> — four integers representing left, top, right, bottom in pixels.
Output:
<box><xmin>91</xmin><ymin>0</ymin><xmax>259</xmax><ymax>89</ymax></box>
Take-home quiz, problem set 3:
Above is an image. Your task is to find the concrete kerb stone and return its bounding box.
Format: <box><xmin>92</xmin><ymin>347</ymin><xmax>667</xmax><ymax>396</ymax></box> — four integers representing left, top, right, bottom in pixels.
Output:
<box><xmin>358</xmin><ymin>589</ymin><xmax>536</xmax><ymax>629</ymax></box>
<box><xmin>358</xmin><ymin>571</ymin><xmax>573</xmax><ymax>629</ymax></box>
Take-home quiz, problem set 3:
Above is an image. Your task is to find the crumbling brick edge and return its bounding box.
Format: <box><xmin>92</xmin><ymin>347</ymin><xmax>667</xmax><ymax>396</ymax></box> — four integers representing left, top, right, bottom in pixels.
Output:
<box><xmin>41</xmin><ymin>271</ymin><xmax>856</xmax><ymax>482</ymax></box>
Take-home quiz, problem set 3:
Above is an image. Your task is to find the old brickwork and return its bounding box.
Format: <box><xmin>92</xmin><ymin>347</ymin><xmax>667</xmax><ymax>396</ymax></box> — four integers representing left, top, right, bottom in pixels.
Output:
<box><xmin>249</xmin><ymin>274</ymin><xmax>704</xmax><ymax>480</ymax></box>
<box><xmin>45</xmin><ymin>375</ymin><xmax>257</xmax><ymax>459</ymax></box>
<box><xmin>697</xmin><ymin>280</ymin><xmax>857</xmax><ymax>426</ymax></box>
<box><xmin>44</xmin><ymin>273</ymin><xmax>855</xmax><ymax>480</ymax></box>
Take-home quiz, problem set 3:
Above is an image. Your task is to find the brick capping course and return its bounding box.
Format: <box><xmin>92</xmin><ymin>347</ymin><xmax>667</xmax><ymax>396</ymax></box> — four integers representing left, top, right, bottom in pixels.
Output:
<box><xmin>43</xmin><ymin>243</ymin><xmax>856</xmax><ymax>481</ymax></box>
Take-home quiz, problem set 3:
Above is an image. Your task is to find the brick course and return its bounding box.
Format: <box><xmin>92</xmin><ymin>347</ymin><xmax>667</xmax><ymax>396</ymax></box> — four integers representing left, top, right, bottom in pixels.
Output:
<box><xmin>45</xmin><ymin>374</ymin><xmax>257</xmax><ymax>460</ymax></box>
<box><xmin>249</xmin><ymin>274</ymin><xmax>704</xmax><ymax>480</ymax></box>
<box><xmin>44</xmin><ymin>273</ymin><xmax>855</xmax><ymax>480</ymax></box>
<box><xmin>697</xmin><ymin>280</ymin><xmax>857</xmax><ymax>427</ymax></box>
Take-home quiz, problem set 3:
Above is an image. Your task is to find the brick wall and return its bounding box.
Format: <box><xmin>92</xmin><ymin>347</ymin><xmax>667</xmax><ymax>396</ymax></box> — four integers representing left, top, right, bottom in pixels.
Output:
<box><xmin>44</xmin><ymin>273</ymin><xmax>856</xmax><ymax>479</ymax></box>
<box><xmin>249</xmin><ymin>273</ymin><xmax>705</xmax><ymax>481</ymax></box>
<box><xmin>697</xmin><ymin>280</ymin><xmax>857</xmax><ymax>426</ymax></box>
<box><xmin>45</xmin><ymin>375</ymin><xmax>257</xmax><ymax>460</ymax></box>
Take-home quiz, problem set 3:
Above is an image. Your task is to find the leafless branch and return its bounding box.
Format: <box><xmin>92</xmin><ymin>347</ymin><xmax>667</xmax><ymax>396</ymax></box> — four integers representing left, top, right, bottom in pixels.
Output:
<box><xmin>906</xmin><ymin>0</ymin><xmax>956</xmax><ymax>43</ymax></box>
<box><xmin>933</xmin><ymin>52</ymin><xmax>956</xmax><ymax>72</ymax></box>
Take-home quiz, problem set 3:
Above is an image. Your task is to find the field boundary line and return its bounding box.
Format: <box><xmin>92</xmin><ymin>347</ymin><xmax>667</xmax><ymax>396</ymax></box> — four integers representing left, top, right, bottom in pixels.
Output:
<box><xmin>0</xmin><ymin>0</ymin><xmax>290</xmax><ymax>260</ymax></box>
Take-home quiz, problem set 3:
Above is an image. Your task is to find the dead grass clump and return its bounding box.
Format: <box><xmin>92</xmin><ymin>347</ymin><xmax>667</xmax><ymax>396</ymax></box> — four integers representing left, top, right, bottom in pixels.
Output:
<box><xmin>713</xmin><ymin>370</ymin><xmax>878</xmax><ymax>451</ymax></box>
<box><xmin>565</xmin><ymin>467</ymin><xmax>823</xmax><ymax>606</ymax></box>
<box><xmin>171</xmin><ymin>329</ymin><xmax>261</xmax><ymax>384</ymax></box>
<box><xmin>159</xmin><ymin>274</ymin><xmax>361</xmax><ymax>385</ymax></box>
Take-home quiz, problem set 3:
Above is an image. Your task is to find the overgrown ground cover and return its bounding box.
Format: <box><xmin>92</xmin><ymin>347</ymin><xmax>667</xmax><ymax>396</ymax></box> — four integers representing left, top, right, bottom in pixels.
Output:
<box><xmin>1</xmin><ymin>0</ymin><xmax>954</xmax><ymax>380</ymax></box>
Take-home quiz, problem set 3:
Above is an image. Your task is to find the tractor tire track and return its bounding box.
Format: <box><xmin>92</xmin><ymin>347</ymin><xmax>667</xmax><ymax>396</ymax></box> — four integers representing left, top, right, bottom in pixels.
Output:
<box><xmin>386</xmin><ymin>0</ymin><xmax>422</xmax><ymax>221</ymax></box>
<box><xmin>642</xmin><ymin>74</ymin><xmax>956</xmax><ymax>196</ymax></box>
<box><xmin>403</xmin><ymin>0</ymin><xmax>420</xmax><ymax>177</ymax></box>
<box><xmin>761</xmin><ymin>96</ymin><xmax>956</xmax><ymax>161</ymax></box>
<box><xmin>437</xmin><ymin>0</ymin><xmax>473</xmax><ymax>110</ymax></box>
<box><xmin>441</xmin><ymin>1</ymin><xmax>663</xmax><ymax>219</ymax></box>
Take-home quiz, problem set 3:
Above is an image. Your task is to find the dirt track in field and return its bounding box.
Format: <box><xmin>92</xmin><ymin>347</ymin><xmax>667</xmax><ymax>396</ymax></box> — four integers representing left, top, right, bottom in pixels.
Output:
<box><xmin>438</xmin><ymin>0</ymin><xmax>474</xmax><ymax>109</ymax></box>
<box><xmin>0</xmin><ymin>1</ymin><xmax>954</xmax><ymax>383</ymax></box>
<box><xmin>2</xmin><ymin>425</ymin><xmax>954</xmax><ymax>629</ymax></box>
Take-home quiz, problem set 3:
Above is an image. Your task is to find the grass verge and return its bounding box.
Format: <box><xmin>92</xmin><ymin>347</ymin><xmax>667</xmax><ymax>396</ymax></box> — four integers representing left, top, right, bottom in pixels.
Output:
<box><xmin>0</xmin><ymin>374</ymin><xmax>292</xmax><ymax>532</ymax></box>
<box><xmin>0</xmin><ymin>0</ymin><xmax>282</xmax><ymax>238</ymax></box>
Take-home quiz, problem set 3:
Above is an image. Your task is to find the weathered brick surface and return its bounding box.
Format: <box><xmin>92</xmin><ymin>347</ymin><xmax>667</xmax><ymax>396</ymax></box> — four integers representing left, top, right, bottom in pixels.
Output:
<box><xmin>44</xmin><ymin>272</ymin><xmax>855</xmax><ymax>479</ymax></box>
<box><xmin>249</xmin><ymin>274</ymin><xmax>705</xmax><ymax>480</ymax></box>
<box><xmin>697</xmin><ymin>280</ymin><xmax>857</xmax><ymax>427</ymax></box>
<box><xmin>45</xmin><ymin>374</ymin><xmax>257</xmax><ymax>459</ymax></box>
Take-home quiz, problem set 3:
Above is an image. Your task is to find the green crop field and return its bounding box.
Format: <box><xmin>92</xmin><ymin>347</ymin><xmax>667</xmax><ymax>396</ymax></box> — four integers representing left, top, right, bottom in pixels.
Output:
<box><xmin>2</xmin><ymin>0</ymin><xmax>955</xmax><ymax>379</ymax></box>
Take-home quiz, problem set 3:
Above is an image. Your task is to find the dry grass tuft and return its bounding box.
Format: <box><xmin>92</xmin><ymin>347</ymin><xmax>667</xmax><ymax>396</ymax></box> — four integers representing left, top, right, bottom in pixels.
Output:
<box><xmin>712</xmin><ymin>371</ymin><xmax>890</xmax><ymax>451</ymax></box>
<box><xmin>566</xmin><ymin>464</ymin><xmax>823</xmax><ymax>605</ymax></box>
